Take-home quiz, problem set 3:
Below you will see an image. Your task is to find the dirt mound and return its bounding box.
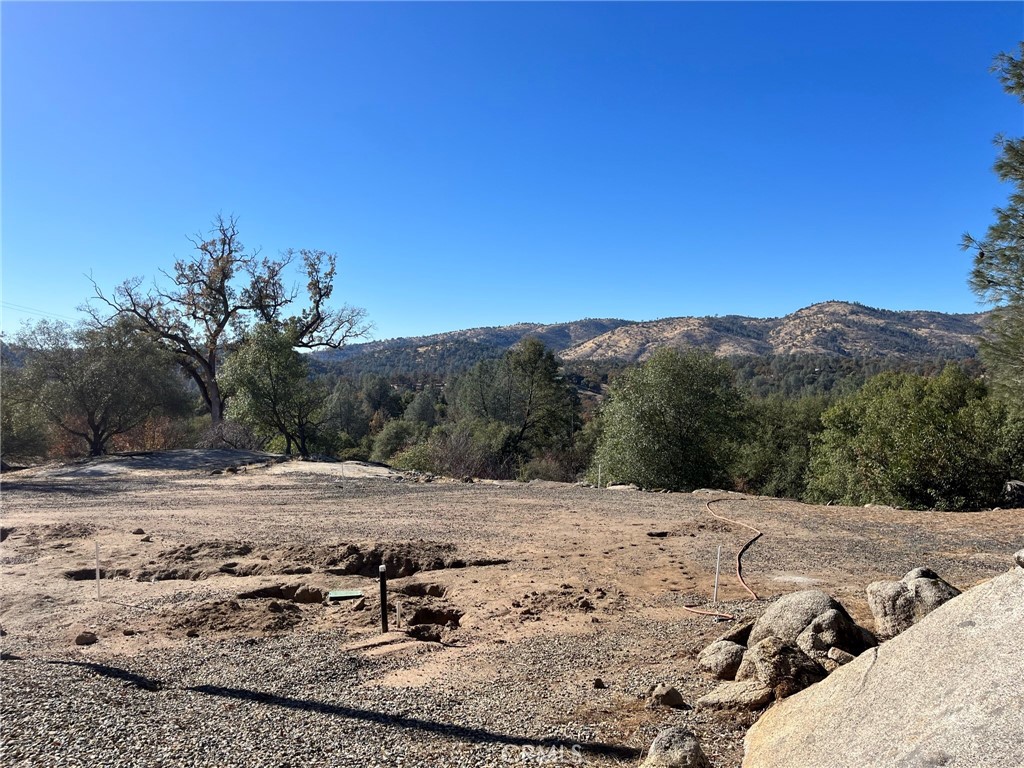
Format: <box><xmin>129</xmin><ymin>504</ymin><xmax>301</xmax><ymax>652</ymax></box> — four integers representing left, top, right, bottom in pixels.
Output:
<box><xmin>163</xmin><ymin>599</ymin><xmax>304</xmax><ymax>635</ymax></box>
<box><xmin>512</xmin><ymin>584</ymin><xmax>625</xmax><ymax>621</ymax></box>
<box><xmin>407</xmin><ymin>602</ymin><xmax>464</xmax><ymax>627</ymax></box>
<box><xmin>65</xmin><ymin>567</ymin><xmax>131</xmax><ymax>581</ymax></box>
<box><xmin>43</xmin><ymin>522</ymin><xmax>97</xmax><ymax>540</ymax></box>
<box><xmin>236</xmin><ymin>584</ymin><xmax>327</xmax><ymax>604</ymax></box>
<box><xmin>275</xmin><ymin>540</ymin><xmax>503</xmax><ymax>578</ymax></box>
<box><xmin>134</xmin><ymin>540</ymin><xmax>264</xmax><ymax>581</ymax></box>
<box><xmin>128</xmin><ymin>539</ymin><xmax>503</xmax><ymax>582</ymax></box>
<box><xmin>394</xmin><ymin>582</ymin><xmax>448</xmax><ymax>598</ymax></box>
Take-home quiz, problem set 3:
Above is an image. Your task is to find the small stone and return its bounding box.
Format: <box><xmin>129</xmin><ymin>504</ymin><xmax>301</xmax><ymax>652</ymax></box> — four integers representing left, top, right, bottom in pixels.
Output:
<box><xmin>292</xmin><ymin>586</ymin><xmax>325</xmax><ymax>604</ymax></box>
<box><xmin>593</xmin><ymin>678</ymin><xmax>607</xmax><ymax>689</ymax></box>
<box><xmin>132</xmin><ymin>528</ymin><xmax>145</xmax><ymax>535</ymax></box>
<box><xmin>716</xmin><ymin>620</ymin><xmax>755</xmax><ymax>646</ymax></box>
<box><xmin>74</xmin><ymin>631</ymin><xmax>98</xmax><ymax>646</ymax></box>
<box><xmin>185</xmin><ymin>629</ymin><xmax>199</xmax><ymax>638</ymax></box>
<box><xmin>351</xmin><ymin>597</ymin><xmax>367</xmax><ymax>611</ymax></box>
<box><xmin>646</xmin><ymin>683</ymin><xmax>689</xmax><ymax>709</ymax></box>
<box><xmin>1014</xmin><ymin>549</ymin><xmax>1024</xmax><ymax>570</ymax></box>
<box><xmin>140</xmin><ymin>535</ymin><xmax>152</xmax><ymax>543</ymax></box>
<box><xmin>123</xmin><ymin>629</ymin><xmax>136</xmax><ymax>636</ymax></box>
<box><xmin>826</xmin><ymin>647</ymin><xmax>855</xmax><ymax>665</ymax></box>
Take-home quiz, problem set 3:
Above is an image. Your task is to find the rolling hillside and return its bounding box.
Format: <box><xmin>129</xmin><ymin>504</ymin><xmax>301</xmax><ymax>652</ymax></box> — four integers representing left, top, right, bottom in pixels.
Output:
<box><xmin>314</xmin><ymin>302</ymin><xmax>989</xmax><ymax>375</ymax></box>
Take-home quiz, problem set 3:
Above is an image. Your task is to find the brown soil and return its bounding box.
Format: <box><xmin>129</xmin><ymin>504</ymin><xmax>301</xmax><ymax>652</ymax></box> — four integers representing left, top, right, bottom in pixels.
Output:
<box><xmin>1</xmin><ymin>451</ymin><xmax>1020</xmax><ymax>766</ymax></box>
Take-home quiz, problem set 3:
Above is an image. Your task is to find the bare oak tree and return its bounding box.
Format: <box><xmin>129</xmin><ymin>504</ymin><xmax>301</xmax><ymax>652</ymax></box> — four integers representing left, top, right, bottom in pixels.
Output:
<box><xmin>88</xmin><ymin>215</ymin><xmax>369</xmax><ymax>424</ymax></box>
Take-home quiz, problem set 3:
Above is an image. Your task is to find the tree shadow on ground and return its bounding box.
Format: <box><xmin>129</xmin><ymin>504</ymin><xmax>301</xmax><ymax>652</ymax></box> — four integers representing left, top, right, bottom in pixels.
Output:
<box><xmin>47</xmin><ymin>660</ymin><xmax>163</xmax><ymax>691</ymax></box>
<box><xmin>186</xmin><ymin>683</ymin><xmax>640</xmax><ymax>759</ymax></box>
<box><xmin>43</xmin><ymin>656</ymin><xmax>642</xmax><ymax>758</ymax></box>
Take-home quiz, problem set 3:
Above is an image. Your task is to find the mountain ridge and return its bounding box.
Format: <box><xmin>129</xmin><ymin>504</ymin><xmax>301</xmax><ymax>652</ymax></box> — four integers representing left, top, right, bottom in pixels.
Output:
<box><xmin>314</xmin><ymin>301</ymin><xmax>989</xmax><ymax>375</ymax></box>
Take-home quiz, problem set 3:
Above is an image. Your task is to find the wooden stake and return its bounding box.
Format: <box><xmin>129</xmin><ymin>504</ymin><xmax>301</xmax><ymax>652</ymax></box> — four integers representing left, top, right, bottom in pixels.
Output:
<box><xmin>713</xmin><ymin>544</ymin><xmax>722</xmax><ymax>604</ymax></box>
<box><xmin>379</xmin><ymin>565</ymin><xmax>389</xmax><ymax>633</ymax></box>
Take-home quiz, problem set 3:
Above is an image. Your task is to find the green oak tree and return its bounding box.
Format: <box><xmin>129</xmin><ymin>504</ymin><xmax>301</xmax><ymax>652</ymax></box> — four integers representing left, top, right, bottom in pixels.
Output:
<box><xmin>806</xmin><ymin>366</ymin><xmax>1005</xmax><ymax>510</ymax></box>
<box><xmin>590</xmin><ymin>348</ymin><xmax>744</xmax><ymax>491</ymax></box>
<box><xmin>220</xmin><ymin>324</ymin><xmax>331</xmax><ymax>457</ymax></box>
<box><xmin>10</xmin><ymin>319</ymin><xmax>188</xmax><ymax>457</ymax></box>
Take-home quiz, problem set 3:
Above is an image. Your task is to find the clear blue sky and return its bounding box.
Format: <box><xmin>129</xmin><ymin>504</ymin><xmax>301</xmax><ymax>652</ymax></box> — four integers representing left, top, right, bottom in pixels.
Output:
<box><xmin>2</xmin><ymin>2</ymin><xmax>1021</xmax><ymax>341</ymax></box>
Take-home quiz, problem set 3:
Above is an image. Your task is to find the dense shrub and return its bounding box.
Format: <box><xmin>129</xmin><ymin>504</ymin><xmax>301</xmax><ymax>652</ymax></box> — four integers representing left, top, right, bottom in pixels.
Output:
<box><xmin>589</xmin><ymin>349</ymin><xmax>744</xmax><ymax>490</ymax></box>
<box><xmin>806</xmin><ymin>366</ymin><xmax>1007</xmax><ymax>510</ymax></box>
<box><xmin>732</xmin><ymin>395</ymin><xmax>828</xmax><ymax>499</ymax></box>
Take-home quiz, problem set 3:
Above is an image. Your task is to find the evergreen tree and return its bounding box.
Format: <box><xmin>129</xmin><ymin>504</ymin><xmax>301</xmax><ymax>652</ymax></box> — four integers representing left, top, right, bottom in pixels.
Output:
<box><xmin>963</xmin><ymin>45</ymin><xmax>1024</xmax><ymax>401</ymax></box>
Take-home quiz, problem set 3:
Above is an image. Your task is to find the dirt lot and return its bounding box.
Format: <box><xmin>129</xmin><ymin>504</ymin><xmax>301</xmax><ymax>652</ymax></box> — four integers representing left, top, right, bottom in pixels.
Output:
<box><xmin>1</xmin><ymin>450</ymin><xmax>1020</xmax><ymax>767</ymax></box>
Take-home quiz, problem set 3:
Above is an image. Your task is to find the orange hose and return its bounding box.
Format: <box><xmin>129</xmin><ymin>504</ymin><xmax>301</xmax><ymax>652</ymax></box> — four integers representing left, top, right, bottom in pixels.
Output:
<box><xmin>681</xmin><ymin>498</ymin><xmax>763</xmax><ymax>619</ymax></box>
<box><xmin>681</xmin><ymin>604</ymin><xmax>736</xmax><ymax>620</ymax></box>
<box><xmin>705</xmin><ymin>498</ymin><xmax>762</xmax><ymax>600</ymax></box>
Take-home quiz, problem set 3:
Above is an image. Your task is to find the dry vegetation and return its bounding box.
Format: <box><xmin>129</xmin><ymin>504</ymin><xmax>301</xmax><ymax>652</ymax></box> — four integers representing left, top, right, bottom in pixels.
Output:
<box><xmin>0</xmin><ymin>450</ymin><xmax>1019</xmax><ymax>767</ymax></box>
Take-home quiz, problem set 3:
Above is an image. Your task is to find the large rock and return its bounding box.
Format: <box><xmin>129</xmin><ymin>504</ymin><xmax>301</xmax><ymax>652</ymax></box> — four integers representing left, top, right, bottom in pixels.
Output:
<box><xmin>641</xmin><ymin>727</ymin><xmax>710</xmax><ymax>768</ymax></box>
<box><xmin>735</xmin><ymin>637</ymin><xmax>826</xmax><ymax>699</ymax></box>
<box><xmin>696</xmin><ymin>680</ymin><xmax>774</xmax><ymax>711</ymax></box>
<box><xmin>743</xmin><ymin>560</ymin><xmax>1024</xmax><ymax>768</ymax></box>
<box><xmin>747</xmin><ymin>590</ymin><xmax>870</xmax><ymax>657</ymax></box>
<box><xmin>866</xmin><ymin>567</ymin><xmax>961</xmax><ymax>640</ymax></box>
<box><xmin>696</xmin><ymin>640</ymin><xmax>746</xmax><ymax>680</ymax></box>
<box><xmin>795</xmin><ymin>608</ymin><xmax>865</xmax><ymax>671</ymax></box>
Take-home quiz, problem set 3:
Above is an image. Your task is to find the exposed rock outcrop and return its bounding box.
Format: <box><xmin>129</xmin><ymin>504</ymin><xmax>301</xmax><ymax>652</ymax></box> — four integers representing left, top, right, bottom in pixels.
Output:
<box><xmin>735</xmin><ymin>637</ymin><xmax>827</xmax><ymax>699</ymax></box>
<box><xmin>743</xmin><ymin>553</ymin><xmax>1024</xmax><ymax>768</ymax></box>
<box><xmin>747</xmin><ymin>590</ymin><xmax>871</xmax><ymax>656</ymax></box>
<box><xmin>696</xmin><ymin>589</ymin><xmax>874</xmax><ymax>710</ymax></box>
<box><xmin>866</xmin><ymin>567</ymin><xmax>960</xmax><ymax>640</ymax></box>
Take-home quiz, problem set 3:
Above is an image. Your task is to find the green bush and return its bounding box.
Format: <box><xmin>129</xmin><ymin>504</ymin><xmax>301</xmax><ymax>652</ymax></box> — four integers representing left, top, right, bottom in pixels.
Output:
<box><xmin>589</xmin><ymin>348</ymin><xmax>744</xmax><ymax>490</ymax></box>
<box><xmin>806</xmin><ymin>365</ymin><xmax>1006</xmax><ymax>510</ymax></box>
<box><xmin>390</xmin><ymin>442</ymin><xmax>439</xmax><ymax>473</ymax></box>
<box><xmin>518</xmin><ymin>451</ymin><xmax>575</xmax><ymax>483</ymax></box>
<box><xmin>732</xmin><ymin>395</ymin><xmax>828</xmax><ymax>499</ymax></box>
<box><xmin>370</xmin><ymin>420</ymin><xmax>424</xmax><ymax>463</ymax></box>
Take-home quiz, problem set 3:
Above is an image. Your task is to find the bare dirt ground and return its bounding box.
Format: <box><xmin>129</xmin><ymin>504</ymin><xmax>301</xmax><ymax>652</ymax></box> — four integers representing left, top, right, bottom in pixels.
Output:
<box><xmin>1</xmin><ymin>450</ymin><xmax>1020</xmax><ymax>767</ymax></box>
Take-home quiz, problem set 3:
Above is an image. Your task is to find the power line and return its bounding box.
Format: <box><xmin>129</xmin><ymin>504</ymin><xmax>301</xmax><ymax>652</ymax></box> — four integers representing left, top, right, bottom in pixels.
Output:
<box><xmin>1</xmin><ymin>301</ymin><xmax>79</xmax><ymax>322</ymax></box>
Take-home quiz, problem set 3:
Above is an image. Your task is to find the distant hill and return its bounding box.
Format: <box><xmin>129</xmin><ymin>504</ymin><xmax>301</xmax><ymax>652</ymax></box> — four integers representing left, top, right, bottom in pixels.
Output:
<box><xmin>314</xmin><ymin>318</ymin><xmax>635</xmax><ymax>376</ymax></box>
<box><xmin>561</xmin><ymin>301</ymin><xmax>987</xmax><ymax>363</ymax></box>
<box><xmin>314</xmin><ymin>302</ymin><xmax>989</xmax><ymax>376</ymax></box>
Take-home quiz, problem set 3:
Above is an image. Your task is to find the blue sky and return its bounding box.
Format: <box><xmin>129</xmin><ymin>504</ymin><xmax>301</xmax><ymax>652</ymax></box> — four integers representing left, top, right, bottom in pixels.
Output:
<box><xmin>2</xmin><ymin>2</ymin><xmax>1021</xmax><ymax>341</ymax></box>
